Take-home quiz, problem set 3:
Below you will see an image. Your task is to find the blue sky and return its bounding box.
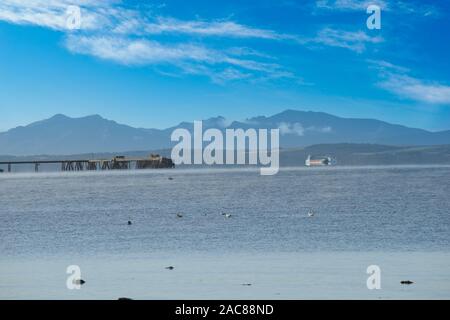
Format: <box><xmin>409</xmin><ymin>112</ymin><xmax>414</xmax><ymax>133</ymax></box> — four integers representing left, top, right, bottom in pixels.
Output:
<box><xmin>0</xmin><ymin>0</ymin><xmax>449</xmax><ymax>132</ymax></box>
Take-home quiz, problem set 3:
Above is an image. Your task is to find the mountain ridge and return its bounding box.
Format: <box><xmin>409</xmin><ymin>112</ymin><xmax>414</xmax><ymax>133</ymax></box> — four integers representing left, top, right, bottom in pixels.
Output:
<box><xmin>1</xmin><ymin>110</ymin><xmax>449</xmax><ymax>156</ymax></box>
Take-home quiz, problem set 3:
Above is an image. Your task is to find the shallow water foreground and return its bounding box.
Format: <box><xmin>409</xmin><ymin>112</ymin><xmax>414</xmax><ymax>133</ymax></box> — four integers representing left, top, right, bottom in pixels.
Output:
<box><xmin>1</xmin><ymin>252</ymin><xmax>449</xmax><ymax>299</ymax></box>
<box><xmin>0</xmin><ymin>166</ymin><xmax>449</xmax><ymax>299</ymax></box>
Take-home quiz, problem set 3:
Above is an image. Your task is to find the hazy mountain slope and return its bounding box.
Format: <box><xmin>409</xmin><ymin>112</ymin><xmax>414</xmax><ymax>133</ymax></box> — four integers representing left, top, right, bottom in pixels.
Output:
<box><xmin>0</xmin><ymin>110</ymin><xmax>449</xmax><ymax>156</ymax></box>
<box><xmin>0</xmin><ymin>114</ymin><xmax>169</xmax><ymax>155</ymax></box>
<box><xmin>234</xmin><ymin>110</ymin><xmax>448</xmax><ymax>147</ymax></box>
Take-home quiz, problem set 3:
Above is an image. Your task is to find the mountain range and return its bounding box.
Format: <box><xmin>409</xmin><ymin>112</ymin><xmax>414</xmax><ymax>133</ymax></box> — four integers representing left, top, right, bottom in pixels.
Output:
<box><xmin>0</xmin><ymin>110</ymin><xmax>449</xmax><ymax>156</ymax></box>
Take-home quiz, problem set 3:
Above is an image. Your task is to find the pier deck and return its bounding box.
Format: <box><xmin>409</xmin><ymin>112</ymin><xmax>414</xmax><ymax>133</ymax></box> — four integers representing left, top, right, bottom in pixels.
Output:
<box><xmin>0</xmin><ymin>155</ymin><xmax>174</xmax><ymax>172</ymax></box>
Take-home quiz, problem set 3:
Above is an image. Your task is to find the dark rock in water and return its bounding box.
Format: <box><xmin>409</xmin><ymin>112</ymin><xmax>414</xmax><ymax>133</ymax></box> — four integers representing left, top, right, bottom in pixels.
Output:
<box><xmin>127</xmin><ymin>220</ymin><xmax>132</xmax><ymax>225</ymax></box>
<box><xmin>400</xmin><ymin>280</ymin><xmax>414</xmax><ymax>285</ymax></box>
<box><xmin>118</xmin><ymin>297</ymin><xmax>133</xmax><ymax>300</ymax></box>
<box><xmin>73</xmin><ymin>279</ymin><xmax>86</xmax><ymax>285</ymax></box>
<box><xmin>165</xmin><ymin>266</ymin><xmax>174</xmax><ymax>270</ymax></box>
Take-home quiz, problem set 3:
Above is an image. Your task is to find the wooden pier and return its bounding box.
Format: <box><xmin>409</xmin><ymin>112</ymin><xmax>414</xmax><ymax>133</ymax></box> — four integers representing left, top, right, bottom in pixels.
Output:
<box><xmin>0</xmin><ymin>155</ymin><xmax>174</xmax><ymax>173</ymax></box>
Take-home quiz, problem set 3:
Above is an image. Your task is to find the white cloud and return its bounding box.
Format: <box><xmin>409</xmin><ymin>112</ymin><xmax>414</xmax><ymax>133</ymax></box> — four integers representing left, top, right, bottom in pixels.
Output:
<box><xmin>65</xmin><ymin>35</ymin><xmax>215</xmax><ymax>65</ymax></box>
<box><xmin>379</xmin><ymin>74</ymin><xmax>450</xmax><ymax>105</ymax></box>
<box><xmin>0</xmin><ymin>0</ymin><xmax>288</xmax><ymax>40</ymax></box>
<box><xmin>65</xmin><ymin>35</ymin><xmax>293</xmax><ymax>83</ymax></box>
<box><xmin>366</xmin><ymin>59</ymin><xmax>409</xmax><ymax>73</ymax></box>
<box><xmin>309</xmin><ymin>126</ymin><xmax>332</xmax><ymax>133</ymax></box>
<box><xmin>226</xmin><ymin>47</ymin><xmax>275</xmax><ymax>59</ymax></box>
<box><xmin>0</xmin><ymin>0</ymin><xmax>387</xmax><ymax>84</ymax></box>
<box><xmin>315</xmin><ymin>0</ymin><xmax>439</xmax><ymax>17</ymax></box>
<box><xmin>169</xmin><ymin>63</ymin><xmax>255</xmax><ymax>84</ymax></box>
<box><xmin>369</xmin><ymin>60</ymin><xmax>450</xmax><ymax>105</ymax></box>
<box><xmin>278</xmin><ymin>122</ymin><xmax>305</xmax><ymax>136</ymax></box>
<box><xmin>0</xmin><ymin>0</ymin><xmax>112</xmax><ymax>30</ymax></box>
<box><xmin>316</xmin><ymin>0</ymin><xmax>388</xmax><ymax>11</ymax></box>
<box><xmin>394</xmin><ymin>1</ymin><xmax>440</xmax><ymax>17</ymax></box>
<box><xmin>142</xmin><ymin>17</ymin><xmax>284</xmax><ymax>39</ymax></box>
<box><xmin>278</xmin><ymin>123</ymin><xmax>333</xmax><ymax>136</ymax></box>
<box><xmin>314</xmin><ymin>28</ymin><xmax>383</xmax><ymax>53</ymax></box>
<box><xmin>0</xmin><ymin>0</ymin><xmax>301</xmax><ymax>83</ymax></box>
<box><xmin>108</xmin><ymin>14</ymin><xmax>290</xmax><ymax>41</ymax></box>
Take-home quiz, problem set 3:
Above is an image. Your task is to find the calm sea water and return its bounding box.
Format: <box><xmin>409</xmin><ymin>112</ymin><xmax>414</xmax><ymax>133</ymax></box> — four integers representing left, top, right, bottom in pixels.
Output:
<box><xmin>1</xmin><ymin>166</ymin><xmax>449</xmax><ymax>299</ymax></box>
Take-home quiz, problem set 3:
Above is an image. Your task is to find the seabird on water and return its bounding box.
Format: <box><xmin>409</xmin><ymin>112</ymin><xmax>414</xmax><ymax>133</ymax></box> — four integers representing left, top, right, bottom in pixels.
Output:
<box><xmin>73</xmin><ymin>279</ymin><xmax>86</xmax><ymax>285</ymax></box>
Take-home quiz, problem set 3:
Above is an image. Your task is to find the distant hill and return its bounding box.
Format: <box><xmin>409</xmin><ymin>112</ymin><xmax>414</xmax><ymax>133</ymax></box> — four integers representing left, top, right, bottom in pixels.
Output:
<box><xmin>2</xmin><ymin>144</ymin><xmax>450</xmax><ymax>171</ymax></box>
<box><xmin>230</xmin><ymin>110</ymin><xmax>450</xmax><ymax>147</ymax></box>
<box><xmin>0</xmin><ymin>114</ymin><xmax>169</xmax><ymax>155</ymax></box>
<box><xmin>0</xmin><ymin>110</ymin><xmax>449</xmax><ymax>156</ymax></box>
<box><xmin>280</xmin><ymin>144</ymin><xmax>450</xmax><ymax>166</ymax></box>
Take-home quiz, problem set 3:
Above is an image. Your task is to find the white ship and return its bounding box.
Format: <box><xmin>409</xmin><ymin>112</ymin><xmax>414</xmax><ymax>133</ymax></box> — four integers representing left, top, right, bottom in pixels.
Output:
<box><xmin>305</xmin><ymin>155</ymin><xmax>335</xmax><ymax>167</ymax></box>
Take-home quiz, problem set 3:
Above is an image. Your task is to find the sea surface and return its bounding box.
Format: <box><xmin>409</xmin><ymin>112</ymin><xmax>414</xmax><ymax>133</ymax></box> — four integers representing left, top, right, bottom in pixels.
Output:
<box><xmin>0</xmin><ymin>165</ymin><xmax>449</xmax><ymax>299</ymax></box>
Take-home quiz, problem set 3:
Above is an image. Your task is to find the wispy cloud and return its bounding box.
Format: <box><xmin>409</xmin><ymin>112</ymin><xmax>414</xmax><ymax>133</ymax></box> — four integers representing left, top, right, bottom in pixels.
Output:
<box><xmin>369</xmin><ymin>60</ymin><xmax>450</xmax><ymax>105</ymax></box>
<box><xmin>315</xmin><ymin>0</ymin><xmax>439</xmax><ymax>17</ymax></box>
<box><xmin>65</xmin><ymin>35</ymin><xmax>214</xmax><ymax>65</ymax></box>
<box><xmin>316</xmin><ymin>0</ymin><xmax>388</xmax><ymax>11</ymax></box>
<box><xmin>226</xmin><ymin>47</ymin><xmax>276</xmax><ymax>60</ymax></box>
<box><xmin>278</xmin><ymin>122</ymin><xmax>332</xmax><ymax>136</ymax></box>
<box><xmin>0</xmin><ymin>0</ymin><xmax>299</xmax><ymax>83</ymax></box>
<box><xmin>3</xmin><ymin>0</ymin><xmax>309</xmax><ymax>83</ymax></box>
<box><xmin>393</xmin><ymin>1</ymin><xmax>440</xmax><ymax>17</ymax></box>
<box><xmin>366</xmin><ymin>59</ymin><xmax>409</xmax><ymax>73</ymax></box>
<box><xmin>0</xmin><ymin>0</ymin><xmax>385</xmax><ymax>83</ymax></box>
<box><xmin>313</xmin><ymin>28</ymin><xmax>383</xmax><ymax>53</ymax></box>
<box><xmin>0</xmin><ymin>0</ymin><xmax>112</xmax><ymax>30</ymax></box>
<box><xmin>65</xmin><ymin>35</ymin><xmax>293</xmax><ymax>84</ymax></box>
<box><xmin>141</xmin><ymin>17</ymin><xmax>285</xmax><ymax>39</ymax></box>
<box><xmin>278</xmin><ymin>122</ymin><xmax>305</xmax><ymax>136</ymax></box>
<box><xmin>0</xmin><ymin>0</ymin><xmax>289</xmax><ymax>39</ymax></box>
<box><xmin>379</xmin><ymin>74</ymin><xmax>450</xmax><ymax>105</ymax></box>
